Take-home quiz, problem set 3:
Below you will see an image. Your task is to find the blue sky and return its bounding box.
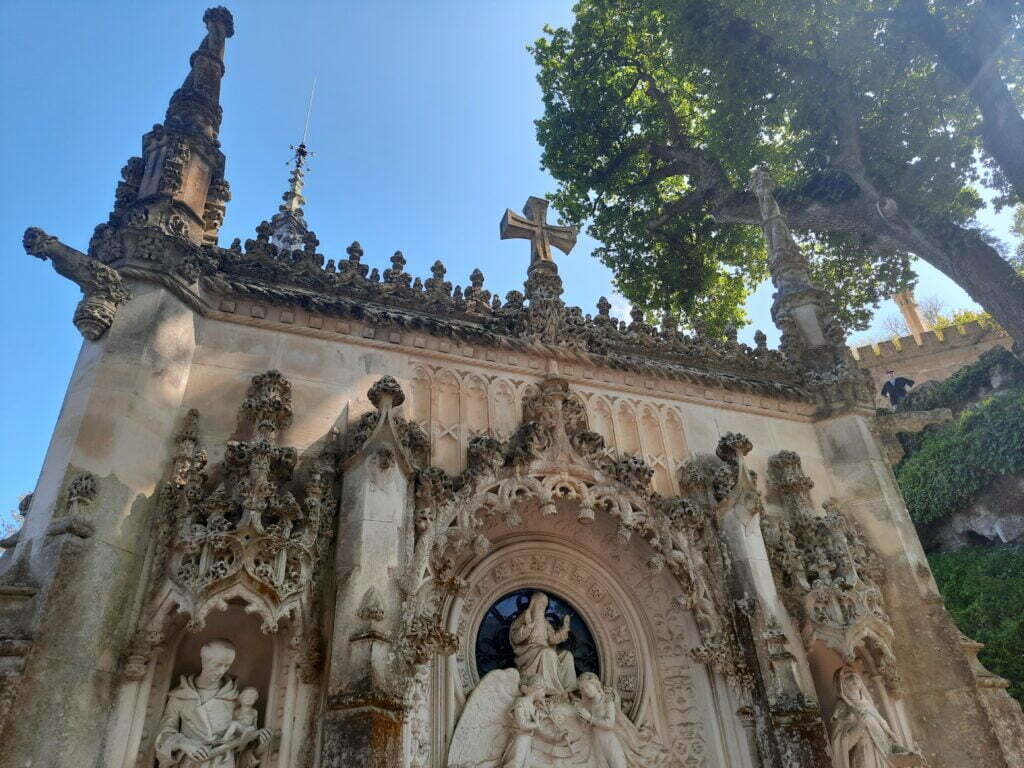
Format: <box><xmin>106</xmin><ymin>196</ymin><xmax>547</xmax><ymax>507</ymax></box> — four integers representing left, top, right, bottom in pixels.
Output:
<box><xmin>0</xmin><ymin>1</ymin><xmax>1015</xmax><ymax>519</ymax></box>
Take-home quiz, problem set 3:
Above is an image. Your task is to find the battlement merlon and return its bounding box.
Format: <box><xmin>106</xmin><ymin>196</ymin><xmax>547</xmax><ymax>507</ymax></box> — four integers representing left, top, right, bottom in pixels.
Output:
<box><xmin>850</xmin><ymin>321</ymin><xmax>1009</xmax><ymax>363</ymax></box>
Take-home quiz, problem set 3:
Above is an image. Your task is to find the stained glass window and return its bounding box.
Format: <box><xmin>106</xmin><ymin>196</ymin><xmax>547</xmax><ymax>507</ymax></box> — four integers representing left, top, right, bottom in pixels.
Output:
<box><xmin>474</xmin><ymin>589</ymin><xmax>600</xmax><ymax>678</ymax></box>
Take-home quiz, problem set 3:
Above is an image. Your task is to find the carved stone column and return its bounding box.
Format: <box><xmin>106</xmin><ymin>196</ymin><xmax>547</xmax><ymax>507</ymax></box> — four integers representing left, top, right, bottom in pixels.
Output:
<box><xmin>320</xmin><ymin>378</ymin><xmax>418</xmax><ymax>768</ymax></box>
<box><xmin>812</xmin><ymin>411</ymin><xmax>1023</xmax><ymax>764</ymax></box>
<box><xmin>714</xmin><ymin>436</ymin><xmax>832</xmax><ymax>766</ymax></box>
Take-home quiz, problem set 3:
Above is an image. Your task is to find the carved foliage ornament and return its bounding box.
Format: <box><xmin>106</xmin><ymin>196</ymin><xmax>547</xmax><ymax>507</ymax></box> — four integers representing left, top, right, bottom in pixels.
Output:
<box><xmin>396</xmin><ymin>376</ymin><xmax>751</xmax><ymax>685</ymax></box>
<box><xmin>146</xmin><ymin>370</ymin><xmax>338</xmax><ymax>633</ymax></box>
<box><xmin>762</xmin><ymin>451</ymin><xmax>895</xmax><ymax>676</ymax></box>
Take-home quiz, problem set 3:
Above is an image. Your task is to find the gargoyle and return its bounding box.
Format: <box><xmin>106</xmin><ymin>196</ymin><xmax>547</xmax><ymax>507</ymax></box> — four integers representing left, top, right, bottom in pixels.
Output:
<box><xmin>23</xmin><ymin>227</ymin><xmax>130</xmax><ymax>340</ymax></box>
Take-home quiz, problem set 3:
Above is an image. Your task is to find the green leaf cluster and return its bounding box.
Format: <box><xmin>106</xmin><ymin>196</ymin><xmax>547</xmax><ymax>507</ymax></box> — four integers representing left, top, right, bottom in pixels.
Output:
<box><xmin>897</xmin><ymin>347</ymin><xmax>1024</xmax><ymax>413</ymax></box>
<box><xmin>928</xmin><ymin>546</ymin><xmax>1024</xmax><ymax>703</ymax></box>
<box><xmin>531</xmin><ymin>0</ymin><xmax>1022</xmax><ymax>335</ymax></box>
<box><xmin>895</xmin><ymin>389</ymin><xmax>1024</xmax><ymax>524</ymax></box>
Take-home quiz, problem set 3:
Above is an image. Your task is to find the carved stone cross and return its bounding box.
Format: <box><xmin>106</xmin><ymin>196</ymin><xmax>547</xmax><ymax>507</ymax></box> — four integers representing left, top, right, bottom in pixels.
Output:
<box><xmin>500</xmin><ymin>196</ymin><xmax>577</xmax><ymax>265</ymax></box>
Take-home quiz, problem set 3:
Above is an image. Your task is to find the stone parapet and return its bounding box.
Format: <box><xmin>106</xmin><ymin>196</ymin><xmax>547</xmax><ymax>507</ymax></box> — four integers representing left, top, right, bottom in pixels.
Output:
<box><xmin>850</xmin><ymin>322</ymin><xmax>1012</xmax><ymax>407</ymax></box>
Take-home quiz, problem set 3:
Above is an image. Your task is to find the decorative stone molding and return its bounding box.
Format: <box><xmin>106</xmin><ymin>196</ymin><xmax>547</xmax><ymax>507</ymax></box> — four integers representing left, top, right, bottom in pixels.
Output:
<box><xmin>762</xmin><ymin>451</ymin><xmax>895</xmax><ymax>670</ymax></box>
<box><xmin>22</xmin><ymin>228</ymin><xmax>130</xmax><ymax>340</ymax></box>
<box><xmin>398</xmin><ymin>375</ymin><xmax>755</xmax><ymax>694</ymax></box>
<box><xmin>142</xmin><ymin>370</ymin><xmax>338</xmax><ymax>634</ymax></box>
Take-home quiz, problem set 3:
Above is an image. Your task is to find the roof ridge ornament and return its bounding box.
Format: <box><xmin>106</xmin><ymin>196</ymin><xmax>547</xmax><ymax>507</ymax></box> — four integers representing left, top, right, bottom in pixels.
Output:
<box><xmin>499</xmin><ymin>196</ymin><xmax>577</xmax><ymax>266</ymax></box>
<box><xmin>270</xmin><ymin>79</ymin><xmax>319</xmax><ymax>253</ymax></box>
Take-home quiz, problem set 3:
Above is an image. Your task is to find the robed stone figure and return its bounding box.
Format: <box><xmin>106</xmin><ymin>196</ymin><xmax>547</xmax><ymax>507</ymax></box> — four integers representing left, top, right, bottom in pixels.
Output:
<box><xmin>509</xmin><ymin>592</ymin><xmax>578</xmax><ymax>693</ymax></box>
<box><xmin>157</xmin><ymin>639</ymin><xmax>270</xmax><ymax>768</ymax></box>
<box><xmin>830</xmin><ymin>665</ymin><xmax>909</xmax><ymax>768</ymax></box>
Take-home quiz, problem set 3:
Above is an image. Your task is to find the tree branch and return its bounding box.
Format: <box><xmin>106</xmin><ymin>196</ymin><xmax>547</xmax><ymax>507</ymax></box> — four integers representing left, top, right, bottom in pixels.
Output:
<box><xmin>896</xmin><ymin>0</ymin><xmax>1024</xmax><ymax>200</ymax></box>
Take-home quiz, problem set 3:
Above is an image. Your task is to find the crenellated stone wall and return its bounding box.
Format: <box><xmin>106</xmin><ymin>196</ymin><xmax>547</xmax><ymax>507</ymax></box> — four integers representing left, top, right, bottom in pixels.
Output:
<box><xmin>850</xmin><ymin>322</ymin><xmax>1012</xmax><ymax>408</ymax></box>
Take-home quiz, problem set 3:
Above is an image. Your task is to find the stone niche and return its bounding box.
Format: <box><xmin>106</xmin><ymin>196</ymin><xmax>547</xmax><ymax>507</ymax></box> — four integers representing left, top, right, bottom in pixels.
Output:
<box><xmin>106</xmin><ymin>597</ymin><xmax>316</xmax><ymax>768</ymax></box>
<box><xmin>417</xmin><ymin>502</ymin><xmax>759</xmax><ymax>768</ymax></box>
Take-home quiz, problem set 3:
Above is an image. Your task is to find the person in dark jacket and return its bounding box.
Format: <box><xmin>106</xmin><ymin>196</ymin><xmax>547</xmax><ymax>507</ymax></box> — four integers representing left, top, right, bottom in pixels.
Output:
<box><xmin>881</xmin><ymin>370</ymin><xmax>914</xmax><ymax>407</ymax></box>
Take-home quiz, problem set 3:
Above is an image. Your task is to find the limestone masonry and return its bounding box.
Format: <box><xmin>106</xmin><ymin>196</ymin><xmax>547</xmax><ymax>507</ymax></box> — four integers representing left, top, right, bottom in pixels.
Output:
<box><xmin>3</xmin><ymin>8</ymin><xmax>1022</xmax><ymax>768</ymax></box>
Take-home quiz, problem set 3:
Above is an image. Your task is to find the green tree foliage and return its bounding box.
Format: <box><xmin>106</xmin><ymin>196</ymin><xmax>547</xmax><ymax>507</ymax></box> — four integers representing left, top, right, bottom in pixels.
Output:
<box><xmin>532</xmin><ymin>0</ymin><xmax>1024</xmax><ymax>341</ymax></box>
<box><xmin>928</xmin><ymin>546</ymin><xmax>1024</xmax><ymax>703</ymax></box>
<box><xmin>896</xmin><ymin>389</ymin><xmax>1024</xmax><ymax>524</ymax></box>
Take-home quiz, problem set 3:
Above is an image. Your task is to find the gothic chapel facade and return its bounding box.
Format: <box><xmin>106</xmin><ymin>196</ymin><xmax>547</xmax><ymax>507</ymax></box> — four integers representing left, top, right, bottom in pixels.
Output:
<box><xmin>3</xmin><ymin>8</ymin><xmax>1023</xmax><ymax>768</ymax></box>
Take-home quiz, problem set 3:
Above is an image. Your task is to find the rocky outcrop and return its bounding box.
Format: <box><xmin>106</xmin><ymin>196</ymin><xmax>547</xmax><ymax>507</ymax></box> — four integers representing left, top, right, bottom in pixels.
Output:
<box><xmin>923</xmin><ymin>473</ymin><xmax>1024</xmax><ymax>552</ymax></box>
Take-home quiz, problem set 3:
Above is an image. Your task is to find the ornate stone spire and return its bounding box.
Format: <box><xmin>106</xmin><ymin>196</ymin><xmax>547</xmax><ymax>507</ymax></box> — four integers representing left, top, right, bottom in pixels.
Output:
<box><xmin>164</xmin><ymin>7</ymin><xmax>235</xmax><ymax>139</ymax></box>
<box><xmin>268</xmin><ymin>79</ymin><xmax>319</xmax><ymax>252</ymax></box>
<box><xmin>91</xmin><ymin>7</ymin><xmax>234</xmax><ymax>253</ymax></box>
<box><xmin>751</xmin><ymin>166</ymin><xmax>847</xmax><ymax>369</ymax></box>
<box><xmin>269</xmin><ymin>142</ymin><xmax>315</xmax><ymax>252</ymax></box>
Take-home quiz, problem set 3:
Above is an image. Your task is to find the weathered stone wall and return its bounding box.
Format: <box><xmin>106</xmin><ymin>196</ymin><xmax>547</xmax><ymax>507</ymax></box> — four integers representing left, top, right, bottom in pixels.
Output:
<box><xmin>182</xmin><ymin>300</ymin><xmax>830</xmax><ymax>499</ymax></box>
<box><xmin>850</xmin><ymin>321</ymin><xmax>1012</xmax><ymax>408</ymax></box>
<box><xmin>5</xmin><ymin>295</ymin><xmax>1023</xmax><ymax>767</ymax></box>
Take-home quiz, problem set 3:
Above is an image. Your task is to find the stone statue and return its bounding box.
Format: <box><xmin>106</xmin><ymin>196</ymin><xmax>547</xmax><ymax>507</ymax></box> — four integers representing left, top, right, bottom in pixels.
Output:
<box><xmin>447</xmin><ymin>599</ymin><xmax>670</xmax><ymax>768</ymax></box>
<box><xmin>156</xmin><ymin>639</ymin><xmax>271</xmax><ymax>768</ymax></box>
<box><xmin>509</xmin><ymin>592</ymin><xmax>578</xmax><ymax>693</ymax></box>
<box><xmin>830</xmin><ymin>665</ymin><xmax>909</xmax><ymax>768</ymax></box>
<box><xmin>575</xmin><ymin>673</ymin><xmax>664</xmax><ymax>768</ymax></box>
<box><xmin>503</xmin><ymin>674</ymin><xmax>577</xmax><ymax>768</ymax></box>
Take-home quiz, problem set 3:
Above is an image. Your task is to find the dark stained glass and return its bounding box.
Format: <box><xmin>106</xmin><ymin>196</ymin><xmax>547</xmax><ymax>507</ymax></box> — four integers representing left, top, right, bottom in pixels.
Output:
<box><xmin>474</xmin><ymin>589</ymin><xmax>600</xmax><ymax>679</ymax></box>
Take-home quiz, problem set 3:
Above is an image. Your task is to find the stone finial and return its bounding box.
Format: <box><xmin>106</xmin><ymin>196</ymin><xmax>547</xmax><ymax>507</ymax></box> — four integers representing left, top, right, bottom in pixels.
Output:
<box><xmin>346</xmin><ymin>242</ymin><xmax>364</xmax><ymax>263</ymax></box>
<box><xmin>269</xmin><ymin>142</ymin><xmax>316</xmax><ymax>253</ymax></box>
<box><xmin>242</xmin><ymin>370</ymin><xmax>293</xmax><ymax>433</ymax></box>
<box><xmin>384</xmin><ymin>251</ymin><xmax>411</xmax><ymax>288</ymax></box>
<box><xmin>750</xmin><ymin>164</ymin><xmax>847</xmax><ymax>369</ymax></box>
<box><xmin>766</xmin><ymin>450</ymin><xmax>814</xmax><ymax>497</ymax></box>
<box><xmin>23</xmin><ymin>227</ymin><xmax>131</xmax><ymax>341</ymax></box>
<box><xmin>716</xmin><ymin>433</ymin><xmax>753</xmax><ymax>464</ymax></box>
<box><xmin>255</xmin><ymin>221</ymin><xmax>272</xmax><ymax>243</ymax></box>
<box><xmin>469</xmin><ymin>268</ymin><xmax>484</xmax><ymax>289</ymax></box>
<box><xmin>424</xmin><ymin>261</ymin><xmax>452</xmax><ymax>301</ymax></box>
<box><xmin>163</xmin><ymin>6</ymin><xmax>234</xmax><ymax>138</ymax></box>
<box><xmin>596</xmin><ymin>296</ymin><xmax>612</xmax><ymax>318</ymax></box>
<box><xmin>499</xmin><ymin>196</ymin><xmax>578</xmax><ymax>266</ymax></box>
<box><xmin>164</xmin><ymin>7</ymin><xmax>235</xmax><ymax>138</ymax></box>
<box><xmin>754</xmin><ymin>330</ymin><xmax>768</xmax><ymax>350</ymax></box>
<box><xmin>368</xmin><ymin>376</ymin><xmax>406</xmax><ymax>411</ymax></box>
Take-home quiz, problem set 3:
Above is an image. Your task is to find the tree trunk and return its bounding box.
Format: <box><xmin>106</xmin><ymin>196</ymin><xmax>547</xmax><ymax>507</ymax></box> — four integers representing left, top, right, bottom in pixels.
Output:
<box><xmin>914</xmin><ymin>225</ymin><xmax>1024</xmax><ymax>351</ymax></box>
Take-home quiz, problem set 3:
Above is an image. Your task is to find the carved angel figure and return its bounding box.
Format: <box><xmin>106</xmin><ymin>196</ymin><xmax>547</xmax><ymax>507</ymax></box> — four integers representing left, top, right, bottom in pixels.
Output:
<box><xmin>830</xmin><ymin>665</ymin><xmax>910</xmax><ymax>768</ymax></box>
<box><xmin>510</xmin><ymin>592</ymin><xmax>577</xmax><ymax>694</ymax></box>
<box><xmin>446</xmin><ymin>668</ymin><xmax>577</xmax><ymax>768</ymax></box>
<box><xmin>156</xmin><ymin>639</ymin><xmax>270</xmax><ymax>768</ymax></box>
<box><xmin>575</xmin><ymin>673</ymin><xmax>668</xmax><ymax>768</ymax></box>
<box><xmin>448</xmin><ymin>667</ymin><xmax>669</xmax><ymax>768</ymax></box>
<box><xmin>503</xmin><ymin>674</ymin><xmax>576</xmax><ymax>768</ymax></box>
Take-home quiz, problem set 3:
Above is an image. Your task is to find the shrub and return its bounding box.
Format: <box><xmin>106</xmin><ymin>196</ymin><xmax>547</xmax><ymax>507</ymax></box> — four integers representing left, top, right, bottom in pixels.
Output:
<box><xmin>895</xmin><ymin>390</ymin><xmax>1024</xmax><ymax>524</ymax></box>
<box><xmin>928</xmin><ymin>546</ymin><xmax>1024</xmax><ymax>703</ymax></box>
<box><xmin>897</xmin><ymin>347</ymin><xmax>1023</xmax><ymax>413</ymax></box>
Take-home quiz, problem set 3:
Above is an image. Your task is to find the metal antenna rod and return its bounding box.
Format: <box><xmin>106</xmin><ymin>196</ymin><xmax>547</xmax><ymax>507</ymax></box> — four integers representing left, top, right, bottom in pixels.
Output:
<box><xmin>300</xmin><ymin>75</ymin><xmax>318</xmax><ymax>147</ymax></box>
